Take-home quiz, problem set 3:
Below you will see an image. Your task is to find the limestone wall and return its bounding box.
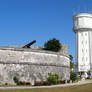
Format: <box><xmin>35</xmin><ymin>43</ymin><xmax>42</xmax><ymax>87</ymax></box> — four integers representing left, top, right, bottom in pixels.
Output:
<box><xmin>0</xmin><ymin>47</ymin><xmax>70</xmax><ymax>85</ymax></box>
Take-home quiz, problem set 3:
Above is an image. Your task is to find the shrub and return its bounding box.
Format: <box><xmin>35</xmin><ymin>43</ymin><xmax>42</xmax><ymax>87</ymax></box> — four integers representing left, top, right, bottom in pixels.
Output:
<box><xmin>5</xmin><ymin>83</ymin><xmax>8</xmax><ymax>85</ymax></box>
<box><xmin>18</xmin><ymin>81</ymin><xmax>26</xmax><ymax>85</ymax></box>
<box><xmin>47</xmin><ymin>73</ymin><xmax>60</xmax><ymax>85</ymax></box>
<box><xmin>13</xmin><ymin>76</ymin><xmax>31</xmax><ymax>85</ymax></box>
<box><xmin>44</xmin><ymin>38</ymin><xmax>62</xmax><ymax>52</ymax></box>
<box><xmin>13</xmin><ymin>76</ymin><xmax>19</xmax><ymax>85</ymax></box>
<box><xmin>25</xmin><ymin>82</ymin><xmax>31</xmax><ymax>85</ymax></box>
<box><xmin>70</xmin><ymin>72</ymin><xmax>78</xmax><ymax>82</ymax></box>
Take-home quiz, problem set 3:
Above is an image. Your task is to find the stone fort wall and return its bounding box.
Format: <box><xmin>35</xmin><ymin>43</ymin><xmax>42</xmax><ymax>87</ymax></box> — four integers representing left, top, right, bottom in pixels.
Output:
<box><xmin>0</xmin><ymin>45</ymin><xmax>70</xmax><ymax>85</ymax></box>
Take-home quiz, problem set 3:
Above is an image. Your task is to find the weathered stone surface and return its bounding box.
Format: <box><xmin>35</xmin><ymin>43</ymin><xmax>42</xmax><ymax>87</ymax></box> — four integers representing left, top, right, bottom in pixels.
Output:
<box><xmin>0</xmin><ymin>46</ymin><xmax>70</xmax><ymax>85</ymax></box>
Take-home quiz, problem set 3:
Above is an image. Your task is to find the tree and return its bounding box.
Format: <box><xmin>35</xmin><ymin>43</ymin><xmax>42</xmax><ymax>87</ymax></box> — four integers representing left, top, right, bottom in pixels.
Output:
<box><xmin>69</xmin><ymin>55</ymin><xmax>73</xmax><ymax>61</ymax></box>
<box><xmin>44</xmin><ymin>38</ymin><xmax>62</xmax><ymax>52</ymax></box>
<box><xmin>69</xmin><ymin>55</ymin><xmax>74</xmax><ymax>69</ymax></box>
<box><xmin>70</xmin><ymin>61</ymin><xmax>74</xmax><ymax>69</ymax></box>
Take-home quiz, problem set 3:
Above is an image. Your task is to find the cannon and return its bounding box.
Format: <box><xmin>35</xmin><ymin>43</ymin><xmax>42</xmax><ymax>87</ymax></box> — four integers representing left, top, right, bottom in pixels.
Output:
<box><xmin>22</xmin><ymin>40</ymin><xmax>36</xmax><ymax>48</ymax></box>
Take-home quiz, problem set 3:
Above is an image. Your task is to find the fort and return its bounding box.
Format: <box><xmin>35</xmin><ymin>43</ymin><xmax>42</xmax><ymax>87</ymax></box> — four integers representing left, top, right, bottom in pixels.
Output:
<box><xmin>0</xmin><ymin>44</ymin><xmax>70</xmax><ymax>85</ymax></box>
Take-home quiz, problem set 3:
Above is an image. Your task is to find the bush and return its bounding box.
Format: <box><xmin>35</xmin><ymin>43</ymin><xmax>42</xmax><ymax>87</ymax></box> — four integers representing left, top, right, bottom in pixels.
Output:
<box><xmin>13</xmin><ymin>76</ymin><xmax>31</xmax><ymax>85</ymax></box>
<box><xmin>70</xmin><ymin>72</ymin><xmax>78</xmax><ymax>82</ymax></box>
<box><xmin>25</xmin><ymin>82</ymin><xmax>31</xmax><ymax>85</ymax></box>
<box><xmin>5</xmin><ymin>83</ymin><xmax>8</xmax><ymax>85</ymax></box>
<box><xmin>44</xmin><ymin>38</ymin><xmax>62</xmax><ymax>52</ymax></box>
<box><xmin>13</xmin><ymin>76</ymin><xmax>19</xmax><ymax>85</ymax></box>
<box><xmin>47</xmin><ymin>73</ymin><xmax>60</xmax><ymax>85</ymax></box>
<box><xmin>18</xmin><ymin>81</ymin><xmax>26</xmax><ymax>85</ymax></box>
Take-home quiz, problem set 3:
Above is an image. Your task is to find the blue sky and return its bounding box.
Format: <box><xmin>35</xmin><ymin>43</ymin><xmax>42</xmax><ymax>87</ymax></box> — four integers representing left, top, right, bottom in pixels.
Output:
<box><xmin>0</xmin><ymin>0</ymin><xmax>92</xmax><ymax>62</ymax></box>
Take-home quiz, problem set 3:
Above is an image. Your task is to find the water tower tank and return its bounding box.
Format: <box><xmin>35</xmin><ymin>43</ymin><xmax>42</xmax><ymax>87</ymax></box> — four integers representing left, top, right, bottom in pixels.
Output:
<box><xmin>73</xmin><ymin>13</ymin><xmax>92</xmax><ymax>32</ymax></box>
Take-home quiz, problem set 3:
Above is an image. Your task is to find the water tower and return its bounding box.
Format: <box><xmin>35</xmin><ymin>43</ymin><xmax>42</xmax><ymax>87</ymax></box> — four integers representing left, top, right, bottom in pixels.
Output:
<box><xmin>73</xmin><ymin>13</ymin><xmax>92</xmax><ymax>77</ymax></box>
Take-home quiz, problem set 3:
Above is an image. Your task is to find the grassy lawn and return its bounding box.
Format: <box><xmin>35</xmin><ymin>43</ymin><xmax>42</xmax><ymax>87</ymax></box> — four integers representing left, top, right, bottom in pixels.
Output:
<box><xmin>0</xmin><ymin>83</ymin><xmax>92</xmax><ymax>92</ymax></box>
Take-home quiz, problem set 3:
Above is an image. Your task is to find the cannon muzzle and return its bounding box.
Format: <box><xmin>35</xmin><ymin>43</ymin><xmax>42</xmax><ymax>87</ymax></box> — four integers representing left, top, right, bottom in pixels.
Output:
<box><xmin>22</xmin><ymin>40</ymin><xmax>36</xmax><ymax>48</ymax></box>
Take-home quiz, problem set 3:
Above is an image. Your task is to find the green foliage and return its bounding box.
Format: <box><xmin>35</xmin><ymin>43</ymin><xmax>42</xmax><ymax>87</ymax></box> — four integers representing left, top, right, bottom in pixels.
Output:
<box><xmin>70</xmin><ymin>72</ymin><xmax>78</xmax><ymax>82</ymax></box>
<box><xmin>13</xmin><ymin>76</ymin><xmax>19</xmax><ymax>85</ymax></box>
<box><xmin>69</xmin><ymin>55</ymin><xmax>74</xmax><ymax>69</ymax></box>
<box><xmin>44</xmin><ymin>38</ymin><xmax>62</xmax><ymax>52</ymax></box>
<box><xmin>47</xmin><ymin>73</ymin><xmax>60</xmax><ymax>85</ymax></box>
<box><xmin>13</xmin><ymin>76</ymin><xmax>31</xmax><ymax>85</ymax></box>
<box><xmin>69</xmin><ymin>55</ymin><xmax>73</xmax><ymax>61</ymax></box>
<box><xmin>70</xmin><ymin>61</ymin><xmax>74</xmax><ymax>69</ymax></box>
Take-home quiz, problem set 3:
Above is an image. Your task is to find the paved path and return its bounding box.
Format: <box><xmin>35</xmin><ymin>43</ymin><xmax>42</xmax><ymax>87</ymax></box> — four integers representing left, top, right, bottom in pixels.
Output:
<box><xmin>0</xmin><ymin>80</ymin><xmax>92</xmax><ymax>90</ymax></box>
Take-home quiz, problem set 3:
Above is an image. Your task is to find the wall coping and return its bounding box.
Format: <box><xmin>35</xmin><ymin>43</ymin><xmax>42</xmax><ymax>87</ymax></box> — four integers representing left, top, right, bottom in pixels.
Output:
<box><xmin>0</xmin><ymin>47</ymin><xmax>69</xmax><ymax>58</ymax></box>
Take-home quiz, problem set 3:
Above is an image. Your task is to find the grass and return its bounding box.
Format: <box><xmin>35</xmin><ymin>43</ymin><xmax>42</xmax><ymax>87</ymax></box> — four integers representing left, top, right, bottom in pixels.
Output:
<box><xmin>0</xmin><ymin>83</ymin><xmax>92</xmax><ymax>92</ymax></box>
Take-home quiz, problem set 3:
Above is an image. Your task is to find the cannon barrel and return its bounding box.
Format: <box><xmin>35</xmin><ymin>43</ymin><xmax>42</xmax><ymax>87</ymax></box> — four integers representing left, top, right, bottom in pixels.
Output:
<box><xmin>23</xmin><ymin>40</ymin><xmax>36</xmax><ymax>48</ymax></box>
